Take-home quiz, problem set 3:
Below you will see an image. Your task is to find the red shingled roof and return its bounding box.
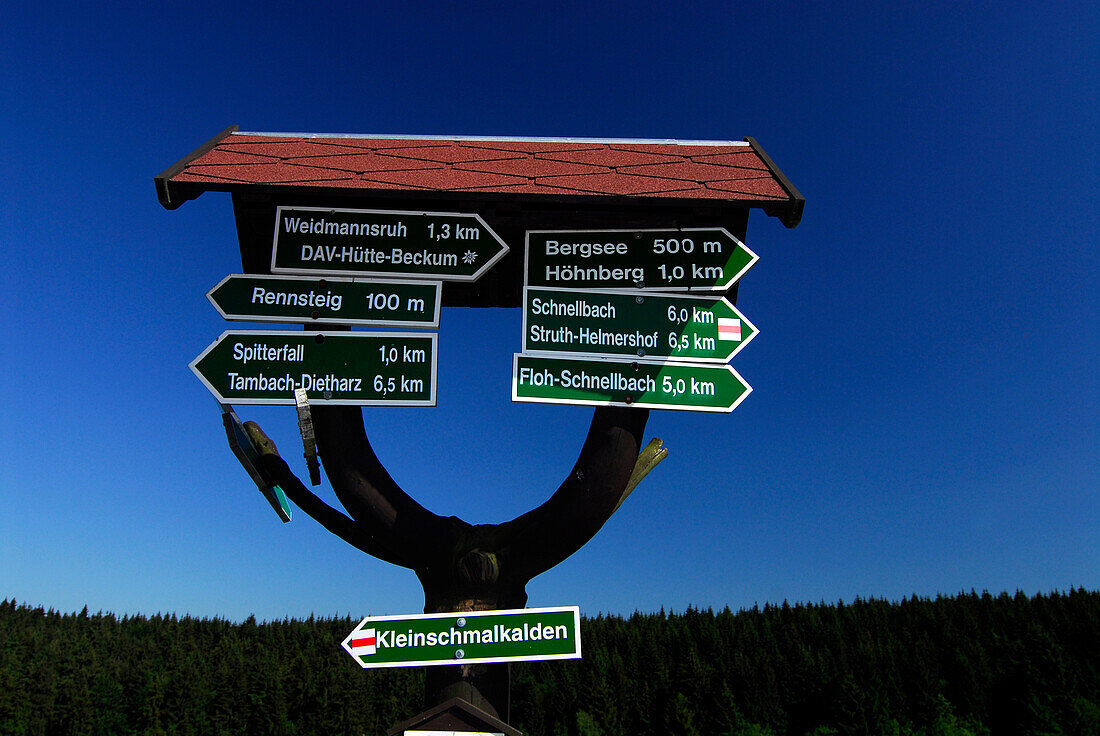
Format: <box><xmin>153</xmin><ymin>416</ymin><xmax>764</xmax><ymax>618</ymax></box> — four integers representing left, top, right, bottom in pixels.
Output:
<box><xmin>156</xmin><ymin>127</ymin><xmax>803</xmax><ymax>227</ymax></box>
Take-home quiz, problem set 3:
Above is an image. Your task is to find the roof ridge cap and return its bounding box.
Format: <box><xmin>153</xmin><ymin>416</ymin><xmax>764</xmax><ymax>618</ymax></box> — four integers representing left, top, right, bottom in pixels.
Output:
<box><xmin>233</xmin><ymin>131</ymin><xmax>751</xmax><ymax>146</ymax></box>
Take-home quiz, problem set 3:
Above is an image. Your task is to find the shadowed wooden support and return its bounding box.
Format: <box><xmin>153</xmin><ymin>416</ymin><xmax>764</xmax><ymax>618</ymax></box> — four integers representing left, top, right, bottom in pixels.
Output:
<box><xmin>245</xmin><ymin>405</ymin><xmax>663</xmax><ymax>721</ymax></box>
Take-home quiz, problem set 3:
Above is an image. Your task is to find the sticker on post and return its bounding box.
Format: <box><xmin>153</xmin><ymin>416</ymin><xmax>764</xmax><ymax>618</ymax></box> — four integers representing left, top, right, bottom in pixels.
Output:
<box><xmin>294</xmin><ymin>388</ymin><xmax>321</xmax><ymax>486</ymax></box>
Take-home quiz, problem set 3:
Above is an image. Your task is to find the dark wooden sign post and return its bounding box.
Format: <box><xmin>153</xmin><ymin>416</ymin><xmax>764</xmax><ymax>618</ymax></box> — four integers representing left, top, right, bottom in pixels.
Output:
<box><xmin>157</xmin><ymin>128</ymin><xmax>802</xmax><ymax>732</ymax></box>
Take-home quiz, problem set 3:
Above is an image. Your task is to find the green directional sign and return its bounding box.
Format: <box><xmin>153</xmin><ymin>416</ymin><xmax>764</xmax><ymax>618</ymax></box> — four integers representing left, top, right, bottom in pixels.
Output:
<box><xmin>272</xmin><ymin>206</ymin><xmax>509</xmax><ymax>281</ymax></box>
<box><xmin>191</xmin><ymin>331</ymin><xmax>436</xmax><ymax>406</ymax></box>
<box><xmin>512</xmin><ymin>353</ymin><xmax>751</xmax><ymax>413</ymax></box>
<box><xmin>207</xmin><ymin>274</ymin><xmax>441</xmax><ymax>327</ymax></box>
<box><xmin>524</xmin><ymin>287</ymin><xmax>757</xmax><ymax>362</ymax></box>
<box><xmin>342</xmin><ymin>606</ymin><xmax>581</xmax><ymax>669</ymax></box>
<box><xmin>525</xmin><ymin>227</ymin><xmax>757</xmax><ymax>291</ymax></box>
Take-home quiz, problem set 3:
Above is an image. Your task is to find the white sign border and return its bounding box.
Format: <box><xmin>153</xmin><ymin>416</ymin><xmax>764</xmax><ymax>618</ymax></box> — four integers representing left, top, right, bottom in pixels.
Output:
<box><xmin>190</xmin><ymin>330</ymin><xmax>439</xmax><ymax>407</ymax></box>
<box><xmin>510</xmin><ymin>352</ymin><xmax>752</xmax><ymax>414</ymax></box>
<box><xmin>341</xmin><ymin>605</ymin><xmax>582</xmax><ymax>669</ymax></box>
<box><xmin>208</xmin><ymin>273</ymin><xmax>443</xmax><ymax>328</ymax></box>
<box><xmin>521</xmin><ymin>285</ymin><xmax>758</xmax><ymax>363</ymax></box>
<box><xmin>523</xmin><ymin>226</ymin><xmax>758</xmax><ymax>293</ymax></box>
<box><xmin>271</xmin><ymin>205</ymin><xmax>509</xmax><ymax>282</ymax></box>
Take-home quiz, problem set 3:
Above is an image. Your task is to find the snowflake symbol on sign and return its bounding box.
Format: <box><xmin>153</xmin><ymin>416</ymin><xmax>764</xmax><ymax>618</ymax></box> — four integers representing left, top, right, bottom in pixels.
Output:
<box><xmin>462</xmin><ymin>250</ymin><xmax>478</xmax><ymax>265</ymax></box>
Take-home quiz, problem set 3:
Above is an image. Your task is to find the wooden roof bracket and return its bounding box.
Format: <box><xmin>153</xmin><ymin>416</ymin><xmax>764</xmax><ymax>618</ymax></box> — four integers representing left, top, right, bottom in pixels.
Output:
<box><xmin>154</xmin><ymin>124</ymin><xmax>239</xmax><ymax>209</ymax></box>
<box><xmin>745</xmin><ymin>137</ymin><xmax>805</xmax><ymax>228</ymax></box>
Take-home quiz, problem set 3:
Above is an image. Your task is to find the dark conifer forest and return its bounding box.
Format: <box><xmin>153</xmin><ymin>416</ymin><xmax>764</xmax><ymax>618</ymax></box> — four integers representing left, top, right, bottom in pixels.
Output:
<box><xmin>2</xmin><ymin>590</ymin><xmax>1098</xmax><ymax>735</ymax></box>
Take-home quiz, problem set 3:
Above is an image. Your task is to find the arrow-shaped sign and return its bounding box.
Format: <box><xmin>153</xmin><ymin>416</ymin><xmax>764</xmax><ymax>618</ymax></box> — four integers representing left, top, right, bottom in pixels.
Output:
<box><xmin>207</xmin><ymin>274</ymin><xmax>441</xmax><ymax>327</ymax></box>
<box><xmin>525</xmin><ymin>227</ymin><xmax>757</xmax><ymax>291</ymax></box>
<box><xmin>272</xmin><ymin>206</ymin><xmax>508</xmax><ymax>281</ymax></box>
<box><xmin>512</xmin><ymin>353</ymin><xmax>751</xmax><ymax>413</ymax></box>
<box><xmin>341</xmin><ymin>607</ymin><xmax>582</xmax><ymax>669</ymax></box>
<box><xmin>523</xmin><ymin>287</ymin><xmax>757</xmax><ymax>362</ymax></box>
<box><xmin>191</xmin><ymin>331</ymin><xmax>437</xmax><ymax>406</ymax></box>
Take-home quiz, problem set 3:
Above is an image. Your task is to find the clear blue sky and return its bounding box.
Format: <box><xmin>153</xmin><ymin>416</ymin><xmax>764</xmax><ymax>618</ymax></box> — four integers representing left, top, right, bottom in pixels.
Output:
<box><xmin>1</xmin><ymin>2</ymin><xmax>1096</xmax><ymax>623</ymax></box>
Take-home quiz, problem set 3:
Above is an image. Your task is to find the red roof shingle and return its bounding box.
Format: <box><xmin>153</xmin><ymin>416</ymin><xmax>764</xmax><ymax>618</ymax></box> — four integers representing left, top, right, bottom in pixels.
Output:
<box><xmin>156</xmin><ymin>128</ymin><xmax>802</xmax><ymax>227</ymax></box>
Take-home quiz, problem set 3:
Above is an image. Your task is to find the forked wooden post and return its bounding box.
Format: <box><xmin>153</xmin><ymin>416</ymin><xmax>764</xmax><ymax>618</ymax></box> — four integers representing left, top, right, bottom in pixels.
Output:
<box><xmin>248</xmin><ymin>404</ymin><xmax>656</xmax><ymax>719</ymax></box>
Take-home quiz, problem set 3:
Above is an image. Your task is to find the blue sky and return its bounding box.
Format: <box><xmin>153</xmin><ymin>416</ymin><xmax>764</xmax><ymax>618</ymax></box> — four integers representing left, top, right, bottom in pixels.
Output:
<box><xmin>1</xmin><ymin>2</ymin><xmax>1096</xmax><ymax>623</ymax></box>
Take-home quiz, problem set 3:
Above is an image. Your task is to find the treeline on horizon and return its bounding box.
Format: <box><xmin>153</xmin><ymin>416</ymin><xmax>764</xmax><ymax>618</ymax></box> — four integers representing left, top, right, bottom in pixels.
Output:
<box><xmin>1</xmin><ymin>589</ymin><xmax>1098</xmax><ymax>736</ymax></box>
